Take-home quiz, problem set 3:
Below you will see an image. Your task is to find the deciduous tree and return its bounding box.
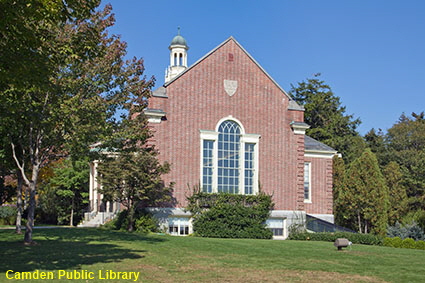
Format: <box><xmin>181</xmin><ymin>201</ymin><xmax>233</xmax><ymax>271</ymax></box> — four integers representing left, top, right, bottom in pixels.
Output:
<box><xmin>0</xmin><ymin>1</ymin><xmax>152</xmax><ymax>243</ymax></box>
<box><xmin>97</xmin><ymin>113</ymin><xmax>174</xmax><ymax>232</ymax></box>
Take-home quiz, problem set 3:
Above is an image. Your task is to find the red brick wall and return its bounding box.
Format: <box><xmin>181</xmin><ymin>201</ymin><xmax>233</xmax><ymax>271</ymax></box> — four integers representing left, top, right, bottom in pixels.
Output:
<box><xmin>304</xmin><ymin>156</ymin><xmax>334</xmax><ymax>214</ymax></box>
<box><xmin>148</xmin><ymin>38</ymin><xmax>328</xmax><ymax>211</ymax></box>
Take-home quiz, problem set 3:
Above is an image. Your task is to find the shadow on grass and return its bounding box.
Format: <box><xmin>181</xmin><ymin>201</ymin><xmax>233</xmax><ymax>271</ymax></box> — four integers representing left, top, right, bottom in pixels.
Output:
<box><xmin>0</xmin><ymin>228</ymin><xmax>167</xmax><ymax>273</ymax></box>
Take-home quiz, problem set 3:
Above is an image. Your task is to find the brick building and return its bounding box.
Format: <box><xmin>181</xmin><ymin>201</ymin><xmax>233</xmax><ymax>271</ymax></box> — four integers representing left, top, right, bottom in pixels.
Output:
<box><xmin>87</xmin><ymin>32</ymin><xmax>337</xmax><ymax>237</ymax></box>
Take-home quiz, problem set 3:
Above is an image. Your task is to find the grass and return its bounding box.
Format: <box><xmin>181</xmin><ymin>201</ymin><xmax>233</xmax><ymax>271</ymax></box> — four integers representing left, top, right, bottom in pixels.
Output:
<box><xmin>0</xmin><ymin>228</ymin><xmax>424</xmax><ymax>282</ymax></box>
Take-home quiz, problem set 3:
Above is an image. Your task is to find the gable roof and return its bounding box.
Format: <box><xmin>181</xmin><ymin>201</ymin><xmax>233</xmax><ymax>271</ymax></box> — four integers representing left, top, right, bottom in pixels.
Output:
<box><xmin>162</xmin><ymin>36</ymin><xmax>303</xmax><ymax>110</ymax></box>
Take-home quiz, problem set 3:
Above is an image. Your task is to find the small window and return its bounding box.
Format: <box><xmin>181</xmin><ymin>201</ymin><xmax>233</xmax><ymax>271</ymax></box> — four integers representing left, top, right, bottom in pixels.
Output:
<box><xmin>266</xmin><ymin>218</ymin><xmax>285</xmax><ymax>237</ymax></box>
<box><xmin>168</xmin><ymin>217</ymin><xmax>190</xmax><ymax>236</ymax></box>
<box><xmin>304</xmin><ymin>162</ymin><xmax>311</xmax><ymax>202</ymax></box>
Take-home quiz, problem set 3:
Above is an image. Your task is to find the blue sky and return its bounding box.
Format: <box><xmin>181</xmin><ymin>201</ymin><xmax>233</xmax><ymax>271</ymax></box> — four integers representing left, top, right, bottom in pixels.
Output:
<box><xmin>102</xmin><ymin>0</ymin><xmax>425</xmax><ymax>134</ymax></box>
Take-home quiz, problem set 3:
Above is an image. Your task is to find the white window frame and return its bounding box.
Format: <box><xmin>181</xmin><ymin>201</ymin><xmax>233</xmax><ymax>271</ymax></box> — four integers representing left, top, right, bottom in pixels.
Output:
<box><xmin>304</xmin><ymin>162</ymin><xmax>312</xmax><ymax>203</ymax></box>
<box><xmin>168</xmin><ymin>217</ymin><xmax>191</xmax><ymax>236</ymax></box>
<box><xmin>200</xmin><ymin>116</ymin><xmax>260</xmax><ymax>195</ymax></box>
<box><xmin>266</xmin><ymin>218</ymin><xmax>287</xmax><ymax>239</ymax></box>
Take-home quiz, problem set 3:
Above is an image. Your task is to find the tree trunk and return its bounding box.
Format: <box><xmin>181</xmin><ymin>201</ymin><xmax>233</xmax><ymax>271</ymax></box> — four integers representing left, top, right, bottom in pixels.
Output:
<box><xmin>357</xmin><ymin>212</ymin><xmax>362</xmax><ymax>233</ymax></box>
<box><xmin>15</xmin><ymin>171</ymin><xmax>23</xmax><ymax>234</ymax></box>
<box><xmin>127</xmin><ymin>199</ymin><xmax>135</xmax><ymax>232</ymax></box>
<box><xmin>70</xmin><ymin>196</ymin><xmax>74</xmax><ymax>226</ymax></box>
<box><xmin>24</xmin><ymin>164</ymin><xmax>40</xmax><ymax>244</ymax></box>
<box><xmin>24</xmin><ymin>182</ymin><xmax>36</xmax><ymax>243</ymax></box>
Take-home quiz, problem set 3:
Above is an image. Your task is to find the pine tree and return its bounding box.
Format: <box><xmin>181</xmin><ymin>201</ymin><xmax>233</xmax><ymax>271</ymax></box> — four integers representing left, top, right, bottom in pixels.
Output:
<box><xmin>290</xmin><ymin>74</ymin><xmax>363</xmax><ymax>163</ymax></box>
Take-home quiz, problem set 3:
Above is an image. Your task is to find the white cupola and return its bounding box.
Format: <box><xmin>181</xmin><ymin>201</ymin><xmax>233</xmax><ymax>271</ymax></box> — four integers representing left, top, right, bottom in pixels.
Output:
<box><xmin>165</xmin><ymin>27</ymin><xmax>189</xmax><ymax>83</ymax></box>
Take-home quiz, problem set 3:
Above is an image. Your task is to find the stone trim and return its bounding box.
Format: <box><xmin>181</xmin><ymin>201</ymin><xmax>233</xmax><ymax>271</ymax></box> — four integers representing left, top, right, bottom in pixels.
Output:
<box><xmin>144</xmin><ymin>108</ymin><xmax>166</xmax><ymax>124</ymax></box>
<box><xmin>290</xmin><ymin>121</ymin><xmax>310</xmax><ymax>135</ymax></box>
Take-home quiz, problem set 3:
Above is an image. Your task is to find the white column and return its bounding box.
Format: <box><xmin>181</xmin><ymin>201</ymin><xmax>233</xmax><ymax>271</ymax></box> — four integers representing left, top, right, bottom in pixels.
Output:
<box><xmin>89</xmin><ymin>162</ymin><xmax>94</xmax><ymax>210</ymax></box>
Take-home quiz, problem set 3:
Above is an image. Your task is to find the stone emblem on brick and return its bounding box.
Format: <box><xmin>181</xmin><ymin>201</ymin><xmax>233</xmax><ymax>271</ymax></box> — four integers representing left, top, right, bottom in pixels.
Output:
<box><xmin>224</xmin><ymin>80</ymin><xmax>238</xmax><ymax>96</ymax></box>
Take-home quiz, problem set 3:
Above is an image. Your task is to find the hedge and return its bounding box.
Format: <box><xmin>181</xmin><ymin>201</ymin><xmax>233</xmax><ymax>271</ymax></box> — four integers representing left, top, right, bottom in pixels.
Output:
<box><xmin>383</xmin><ymin>237</ymin><xmax>425</xmax><ymax>250</ymax></box>
<box><xmin>187</xmin><ymin>192</ymin><xmax>273</xmax><ymax>239</ymax></box>
<box><xmin>288</xmin><ymin>232</ymin><xmax>383</xmax><ymax>246</ymax></box>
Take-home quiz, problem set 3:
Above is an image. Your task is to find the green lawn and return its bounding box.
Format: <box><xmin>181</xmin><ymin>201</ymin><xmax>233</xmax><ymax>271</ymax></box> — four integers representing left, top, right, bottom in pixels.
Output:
<box><xmin>0</xmin><ymin>228</ymin><xmax>424</xmax><ymax>282</ymax></box>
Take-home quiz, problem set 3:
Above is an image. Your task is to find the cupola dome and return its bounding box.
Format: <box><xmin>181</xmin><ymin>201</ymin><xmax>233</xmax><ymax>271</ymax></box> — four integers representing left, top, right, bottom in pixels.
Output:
<box><xmin>169</xmin><ymin>27</ymin><xmax>188</xmax><ymax>49</ymax></box>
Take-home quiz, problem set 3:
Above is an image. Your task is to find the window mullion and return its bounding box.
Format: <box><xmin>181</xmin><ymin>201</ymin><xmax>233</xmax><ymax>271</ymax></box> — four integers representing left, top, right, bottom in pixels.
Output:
<box><xmin>240</xmin><ymin>139</ymin><xmax>245</xmax><ymax>195</ymax></box>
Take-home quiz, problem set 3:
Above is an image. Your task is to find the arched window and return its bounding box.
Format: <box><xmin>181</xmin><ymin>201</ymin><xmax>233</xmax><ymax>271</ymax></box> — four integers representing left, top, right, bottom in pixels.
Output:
<box><xmin>218</xmin><ymin>121</ymin><xmax>241</xmax><ymax>193</ymax></box>
<box><xmin>200</xmin><ymin>117</ymin><xmax>260</xmax><ymax>195</ymax></box>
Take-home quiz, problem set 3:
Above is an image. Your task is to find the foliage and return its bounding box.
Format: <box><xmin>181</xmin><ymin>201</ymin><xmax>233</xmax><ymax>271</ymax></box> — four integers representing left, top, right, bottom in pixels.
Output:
<box><xmin>0</xmin><ymin>1</ymin><xmax>154</xmax><ymax>243</ymax></box>
<box><xmin>383</xmin><ymin>237</ymin><xmax>403</xmax><ymax>248</ymax></box>
<box><xmin>37</xmin><ymin>158</ymin><xmax>89</xmax><ymax>226</ymax></box>
<box><xmin>415</xmin><ymin>240</ymin><xmax>425</xmax><ymax>250</ymax></box>
<box><xmin>288</xmin><ymin>231</ymin><xmax>383</xmax><ymax>246</ymax></box>
<box><xmin>383</xmin><ymin>162</ymin><xmax>408</xmax><ymax>225</ymax></box>
<box><xmin>135</xmin><ymin>214</ymin><xmax>159</xmax><ymax>234</ymax></box>
<box><xmin>417</xmin><ymin>211</ymin><xmax>425</xmax><ymax>232</ymax></box>
<box><xmin>0</xmin><ymin>205</ymin><xmax>17</xmax><ymax>225</ymax></box>
<box><xmin>364</xmin><ymin>128</ymin><xmax>388</xmax><ymax>166</ymax></box>
<box><xmin>0</xmin><ymin>174</ymin><xmax>15</xmax><ymax>206</ymax></box>
<box><xmin>98</xmin><ymin>147</ymin><xmax>173</xmax><ymax>232</ymax></box>
<box><xmin>401</xmin><ymin>238</ymin><xmax>416</xmax><ymax>249</ymax></box>
<box><xmin>385</xmin><ymin>113</ymin><xmax>425</xmax><ymax>211</ymax></box>
<box><xmin>332</xmin><ymin>155</ymin><xmax>349</xmax><ymax>227</ymax></box>
<box><xmin>387</xmin><ymin>222</ymin><xmax>425</xmax><ymax>241</ymax></box>
<box><xmin>290</xmin><ymin>74</ymin><xmax>363</xmax><ymax>163</ymax></box>
<box><xmin>345</xmin><ymin>149</ymin><xmax>389</xmax><ymax>236</ymax></box>
<box><xmin>187</xmin><ymin>192</ymin><xmax>273</xmax><ymax>239</ymax></box>
<box><xmin>102</xmin><ymin>209</ymin><xmax>158</xmax><ymax>233</ymax></box>
<box><xmin>383</xmin><ymin>237</ymin><xmax>425</xmax><ymax>250</ymax></box>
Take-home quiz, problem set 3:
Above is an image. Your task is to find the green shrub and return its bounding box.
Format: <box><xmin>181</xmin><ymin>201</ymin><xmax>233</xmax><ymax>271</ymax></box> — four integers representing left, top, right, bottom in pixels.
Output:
<box><xmin>0</xmin><ymin>205</ymin><xmax>17</xmax><ymax>225</ymax></box>
<box><xmin>135</xmin><ymin>214</ymin><xmax>158</xmax><ymax>233</ymax></box>
<box><xmin>288</xmin><ymin>232</ymin><xmax>383</xmax><ymax>246</ymax></box>
<box><xmin>187</xmin><ymin>192</ymin><xmax>273</xmax><ymax>239</ymax></box>
<box><xmin>384</xmin><ymin>237</ymin><xmax>425</xmax><ymax>250</ymax></box>
<box><xmin>415</xmin><ymin>240</ymin><xmax>425</xmax><ymax>250</ymax></box>
<box><xmin>103</xmin><ymin>209</ymin><xmax>158</xmax><ymax>233</ymax></box>
<box><xmin>391</xmin><ymin>237</ymin><xmax>403</xmax><ymax>248</ymax></box>
<box><xmin>387</xmin><ymin>221</ymin><xmax>425</xmax><ymax>241</ymax></box>
<box><xmin>383</xmin><ymin>237</ymin><xmax>394</xmax><ymax>247</ymax></box>
<box><xmin>383</xmin><ymin>236</ymin><xmax>403</xmax><ymax>248</ymax></box>
<box><xmin>417</xmin><ymin>211</ymin><xmax>425</xmax><ymax>232</ymax></box>
<box><xmin>401</xmin><ymin>238</ymin><xmax>416</xmax><ymax>249</ymax></box>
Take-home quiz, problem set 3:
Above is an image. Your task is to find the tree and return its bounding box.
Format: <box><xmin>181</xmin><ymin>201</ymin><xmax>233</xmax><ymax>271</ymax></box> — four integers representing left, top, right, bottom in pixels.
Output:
<box><xmin>364</xmin><ymin>128</ymin><xmax>388</xmax><ymax>166</ymax></box>
<box><xmin>0</xmin><ymin>2</ymin><xmax>152</xmax><ymax>243</ymax></box>
<box><xmin>385</xmin><ymin>112</ymin><xmax>425</xmax><ymax>211</ymax></box>
<box><xmin>332</xmin><ymin>155</ymin><xmax>350</xmax><ymax>228</ymax></box>
<box><xmin>97</xmin><ymin>113</ymin><xmax>174</xmax><ymax>232</ymax></box>
<box><xmin>49</xmin><ymin>158</ymin><xmax>89</xmax><ymax>226</ymax></box>
<box><xmin>346</xmin><ymin>149</ymin><xmax>389</xmax><ymax>236</ymax></box>
<box><xmin>290</xmin><ymin>74</ymin><xmax>363</xmax><ymax>162</ymax></box>
<box><xmin>383</xmin><ymin>161</ymin><xmax>408</xmax><ymax>225</ymax></box>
